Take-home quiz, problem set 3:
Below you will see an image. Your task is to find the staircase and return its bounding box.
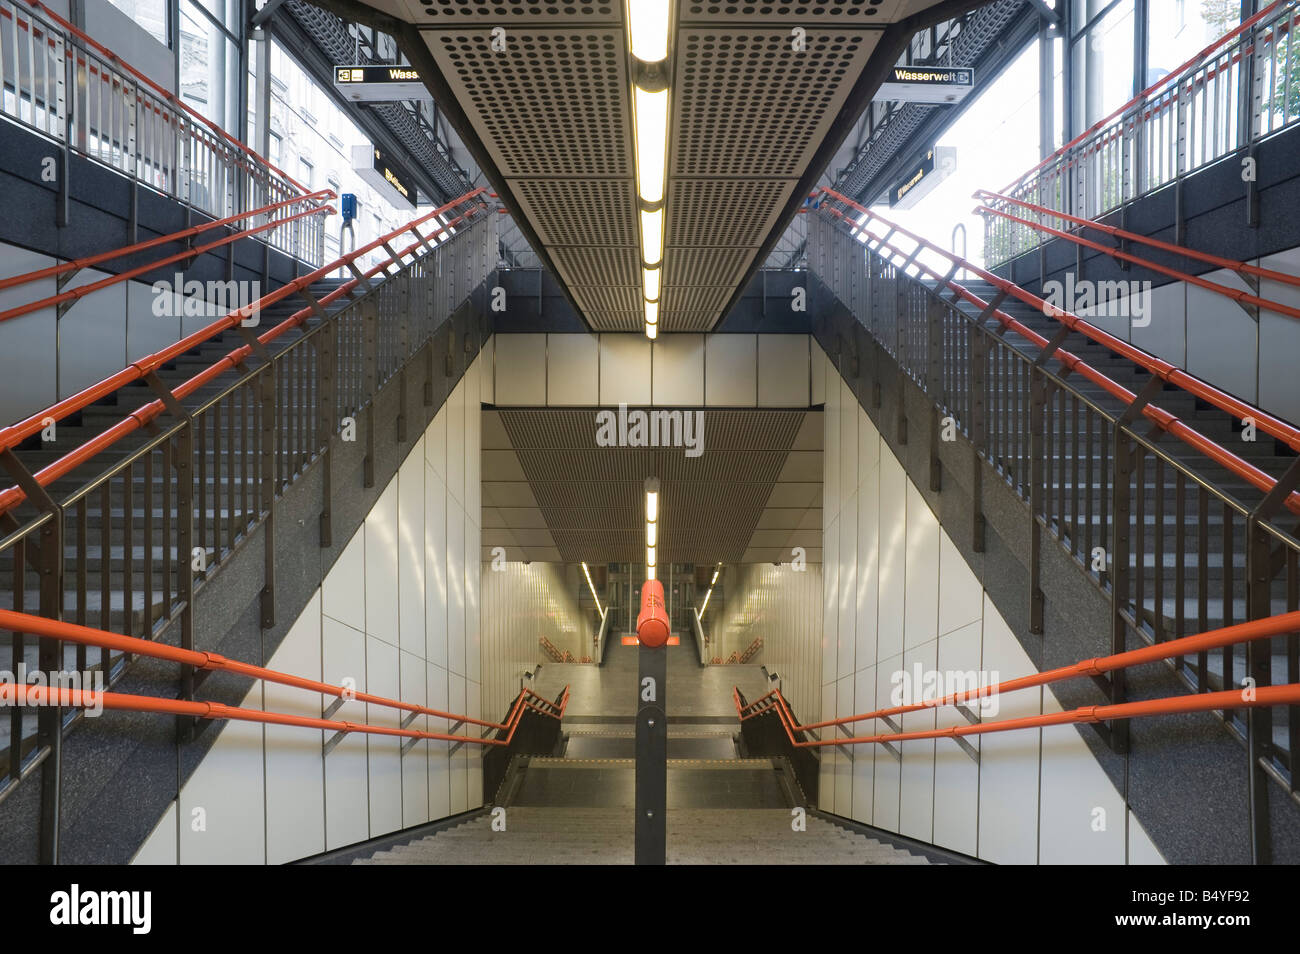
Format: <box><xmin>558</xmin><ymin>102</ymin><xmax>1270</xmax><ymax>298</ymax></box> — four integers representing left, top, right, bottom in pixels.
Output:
<box><xmin>0</xmin><ymin>277</ymin><xmax>349</xmax><ymax>640</ymax></box>
<box><xmin>931</xmin><ymin>278</ymin><xmax>1297</xmax><ymax>731</ymax></box>
<box><xmin>353</xmin><ymin>807</ymin><xmax>934</xmax><ymax>866</ymax></box>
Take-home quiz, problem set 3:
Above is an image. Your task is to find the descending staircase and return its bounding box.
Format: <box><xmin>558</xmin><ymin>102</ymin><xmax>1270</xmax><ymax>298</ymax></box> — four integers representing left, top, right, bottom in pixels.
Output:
<box><xmin>353</xmin><ymin>806</ymin><xmax>935</xmax><ymax>865</ymax></box>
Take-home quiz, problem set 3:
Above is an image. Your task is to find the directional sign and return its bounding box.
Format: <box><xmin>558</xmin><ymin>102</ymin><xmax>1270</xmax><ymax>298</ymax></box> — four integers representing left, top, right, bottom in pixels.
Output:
<box><xmin>889</xmin><ymin>146</ymin><xmax>957</xmax><ymax>210</ymax></box>
<box><xmin>878</xmin><ymin>66</ymin><xmax>974</xmax><ymax>104</ymax></box>
<box><xmin>334</xmin><ymin>65</ymin><xmax>427</xmax><ymax>102</ymax></box>
<box><xmin>351</xmin><ymin>144</ymin><xmax>418</xmax><ymax>209</ymax></box>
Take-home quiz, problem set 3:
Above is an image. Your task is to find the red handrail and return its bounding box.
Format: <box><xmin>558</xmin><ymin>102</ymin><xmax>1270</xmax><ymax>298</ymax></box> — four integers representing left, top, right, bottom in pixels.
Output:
<box><xmin>996</xmin><ymin>0</ymin><xmax>1292</xmax><ymax>197</ymax></box>
<box><xmin>973</xmin><ymin>194</ymin><xmax>1300</xmax><ymax>322</ymax></box>
<box><xmin>0</xmin><ymin>189</ymin><xmax>336</xmax><ymax>295</ymax></box>
<box><xmin>744</xmin><ymin>681</ymin><xmax>1300</xmax><ymax>748</ymax></box>
<box><xmin>813</xmin><ymin>187</ymin><xmax>1300</xmax><ymax>515</ymax></box>
<box><xmin>747</xmin><ymin>609</ymin><xmax>1300</xmax><ymax>732</ymax></box>
<box><xmin>0</xmin><ymin>193</ymin><xmax>338</xmax><ymax>325</ymax></box>
<box><xmin>0</xmin><ymin>188</ymin><xmax>489</xmax><ymax>513</ymax></box>
<box><xmin>735</xmin><ymin>614</ymin><xmax>1300</xmax><ymax>747</ymax></box>
<box><xmin>25</xmin><ymin>0</ymin><xmax>310</xmax><ymax>196</ymax></box>
<box><xmin>973</xmin><ymin>188</ymin><xmax>1300</xmax><ymax>292</ymax></box>
<box><xmin>0</xmin><ymin>607</ymin><xmax>568</xmax><ymax>746</ymax></box>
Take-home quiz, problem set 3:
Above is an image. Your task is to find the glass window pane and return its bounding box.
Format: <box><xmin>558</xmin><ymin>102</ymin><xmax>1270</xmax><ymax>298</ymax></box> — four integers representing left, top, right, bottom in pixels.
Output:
<box><xmin>1072</xmin><ymin>0</ymin><xmax>1135</xmax><ymax>130</ymax></box>
<box><xmin>1147</xmin><ymin>0</ymin><xmax>1241</xmax><ymax>85</ymax></box>
<box><xmin>103</xmin><ymin>0</ymin><xmax>168</xmax><ymax>46</ymax></box>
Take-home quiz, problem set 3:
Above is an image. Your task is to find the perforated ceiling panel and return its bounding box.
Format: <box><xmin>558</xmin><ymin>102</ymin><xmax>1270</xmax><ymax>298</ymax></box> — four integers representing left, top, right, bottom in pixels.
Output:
<box><xmin>426</xmin><ymin>29</ymin><xmax>632</xmax><ymax>177</ymax></box>
<box><xmin>671</xmin><ymin>30</ymin><xmax>879</xmax><ymax>177</ymax></box>
<box><xmin>679</xmin><ymin>0</ymin><xmax>907</xmax><ymax>23</ymax></box>
<box><xmin>550</xmin><ymin>247</ymin><xmax>640</xmax><ymax>286</ymax></box>
<box><xmin>658</xmin><ymin>26</ymin><xmax>879</xmax><ymax>330</ymax></box>
<box><xmin>485</xmin><ymin>408</ymin><xmax>819</xmax><ymax>563</ymax></box>
<box><xmin>385</xmin><ymin>0</ymin><xmax>909</xmax><ymax>331</ymax></box>
<box><xmin>399</xmin><ymin>0</ymin><xmax>621</xmax><ymax>23</ymax></box>
<box><xmin>511</xmin><ymin>179</ymin><xmax>638</xmax><ymax>246</ymax></box>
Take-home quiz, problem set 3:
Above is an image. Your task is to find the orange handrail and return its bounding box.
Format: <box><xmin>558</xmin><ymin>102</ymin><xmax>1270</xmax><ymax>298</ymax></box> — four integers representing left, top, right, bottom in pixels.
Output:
<box><xmin>972</xmin><ymin>196</ymin><xmax>1300</xmax><ymax>322</ymax></box>
<box><xmin>813</xmin><ymin>188</ymin><xmax>1300</xmax><ymax>515</ymax></box>
<box><xmin>736</xmin><ymin>611</ymin><xmax>1300</xmax><ymax>747</ymax></box>
<box><xmin>995</xmin><ymin>0</ymin><xmax>1292</xmax><ymax>198</ymax></box>
<box><xmin>0</xmin><ymin>189</ymin><xmax>336</xmax><ymax>295</ymax></box>
<box><xmin>0</xmin><ymin>607</ymin><xmax>568</xmax><ymax>746</ymax></box>
<box><xmin>744</xmin><ymin>681</ymin><xmax>1300</xmax><ymax>749</ymax></box>
<box><xmin>972</xmin><ymin>188</ymin><xmax>1300</xmax><ymax>292</ymax></box>
<box><xmin>0</xmin><ymin>188</ymin><xmax>488</xmax><ymax>513</ymax></box>
<box><xmin>0</xmin><ymin>193</ymin><xmax>337</xmax><ymax>325</ymax></box>
<box><xmin>24</xmin><ymin>0</ymin><xmax>310</xmax><ymax>196</ymax></box>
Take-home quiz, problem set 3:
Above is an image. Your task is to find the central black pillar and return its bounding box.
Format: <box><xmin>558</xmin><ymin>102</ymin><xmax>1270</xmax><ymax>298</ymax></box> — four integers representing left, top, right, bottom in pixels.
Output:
<box><xmin>635</xmin><ymin>643</ymin><xmax>667</xmax><ymax>865</ymax></box>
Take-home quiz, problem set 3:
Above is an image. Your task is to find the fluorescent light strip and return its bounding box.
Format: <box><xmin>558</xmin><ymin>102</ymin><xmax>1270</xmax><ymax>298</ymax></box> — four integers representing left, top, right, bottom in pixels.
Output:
<box><xmin>643</xmin><ymin>266</ymin><xmax>661</xmax><ymax>301</ymax></box>
<box><xmin>626</xmin><ymin>0</ymin><xmax>670</xmax><ymax>62</ymax></box>
<box><xmin>640</xmin><ymin>208</ymin><xmax>663</xmax><ymax>266</ymax></box>
<box><xmin>581</xmin><ymin>561</ymin><xmax>604</xmax><ymax>618</ymax></box>
<box><xmin>633</xmin><ymin>86</ymin><xmax>668</xmax><ymax>204</ymax></box>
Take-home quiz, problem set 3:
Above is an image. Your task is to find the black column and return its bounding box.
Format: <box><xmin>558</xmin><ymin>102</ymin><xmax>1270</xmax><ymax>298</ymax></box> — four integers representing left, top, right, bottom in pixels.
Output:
<box><xmin>635</xmin><ymin>644</ymin><xmax>667</xmax><ymax>865</ymax></box>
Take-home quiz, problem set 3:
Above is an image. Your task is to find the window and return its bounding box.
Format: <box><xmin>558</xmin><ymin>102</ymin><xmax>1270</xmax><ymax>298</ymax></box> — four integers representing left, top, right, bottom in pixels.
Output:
<box><xmin>1071</xmin><ymin>0</ymin><xmax>1136</xmax><ymax>131</ymax></box>
<box><xmin>104</xmin><ymin>0</ymin><xmax>168</xmax><ymax>46</ymax></box>
<box><xmin>179</xmin><ymin>0</ymin><xmax>240</xmax><ymax>129</ymax></box>
<box><xmin>1147</xmin><ymin>0</ymin><xmax>1240</xmax><ymax>85</ymax></box>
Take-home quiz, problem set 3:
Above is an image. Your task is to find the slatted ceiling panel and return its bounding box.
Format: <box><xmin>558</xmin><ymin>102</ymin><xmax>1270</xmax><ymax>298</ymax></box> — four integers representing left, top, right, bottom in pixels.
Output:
<box><xmin>493</xmin><ymin>408</ymin><xmax>815</xmax><ymax>563</ymax></box>
<box><xmin>662</xmin><ymin>312</ymin><xmax>719</xmax><ymax>332</ymax></box>
<box><xmin>404</xmin><ymin>0</ymin><xmax>621</xmax><ymax>22</ymax></box>
<box><xmin>512</xmin><ymin>179</ymin><xmax>638</xmax><ymax>245</ymax></box>
<box><xmin>662</xmin><ymin>247</ymin><xmax>752</xmax><ymax>287</ymax></box>
<box><xmin>425</xmin><ymin>29</ymin><xmax>632</xmax><ymax>177</ymax></box>
<box><xmin>666</xmin><ymin>179</ymin><xmax>794</xmax><ymax>247</ymax></box>
<box><xmin>568</xmin><ymin>286</ymin><xmax>643</xmax><ymax>315</ymax></box>
<box><xmin>516</xmin><ymin>448</ymin><xmax>658</xmax><ymax>482</ymax></box>
<box><xmin>550</xmin><ymin>247</ymin><xmax>641</xmax><ymax>286</ymax></box>
<box><xmin>582</xmin><ymin>311</ymin><xmax>644</xmax><ymax>332</ymax></box>
<box><xmin>542</xmin><ymin>506</ymin><xmax>643</xmax><ymax>529</ymax></box>
<box><xmin>661</xmin><ymin>286</ymin><xmax>733</xmax><ymax>314</ymax></box>
<box><xmin>678</xmin><ymin>0</ymin><xmax>903</xmax><ymax>23</ymax></box>
<box><xmin>671</xmin><ymin>29</ymin><xmax>879</xmax><ymax>177</ymax></box>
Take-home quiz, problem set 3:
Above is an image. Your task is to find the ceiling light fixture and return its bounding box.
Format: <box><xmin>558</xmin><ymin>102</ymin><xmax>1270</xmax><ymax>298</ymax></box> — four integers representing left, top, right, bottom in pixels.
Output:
<box><xmin>581</xmin><ymin>561</ymin><xmax>604</xmax><ymax>618</ymax></box>
<box><xmin>628</xmin><ymin>1</ymin><xmax>673</xmax><ymax>342</ymax></box>
<box><xmin>640</xmin><ymin>208</ymin><xmax>663</xmax><ymax>267</ymax></box>
<box><xmin>643</xmin><ymin>266</ymin><xmax>661</xmax><ymax>302</ymax></box>
<box><xmin>645</xmin><ymin>476</ymin><xmax>660</xmax><ymax>581</ymax></box>
<box><xmin>626</xmin><ymin>0</ymin><xmax>671</xmax><ymax>63</ymax></box>
<box><xmin>632</xmin><ymin>86</ymin><xmax>668</xmax><ymax>204</ymax></box>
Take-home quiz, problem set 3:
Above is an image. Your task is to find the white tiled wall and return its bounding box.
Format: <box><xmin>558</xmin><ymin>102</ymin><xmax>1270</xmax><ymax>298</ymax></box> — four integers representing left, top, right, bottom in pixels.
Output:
<box><xmin>711</xmin><ymin>561</ymin><xmax>823</xmax><ymax>723</ymax></box>
<box><xmin>0</xmin><ymin>238</ymin><xmax>283</xmax><ymax>428</ymax></box>
<box><xmin>478</xmin><ymin>561</ymin><xmax>591</xmax><ymax>719</ymax></box>
<box><xmin>1067</xmin><ymin>247</ymin><xmax>1300</xmax><ymax>425</ymax></box>
<box><xmin>491</xmin><ymin>333</ymin><xmax>813</xmax><ymax>408</ymax></box>
<box><xmin>131</xmin><ymin>353</ymin><xmax>487</xmax><ymax>865</ymax></box>
<box><xmin>809</xmin><ymin>350</ymin><xmax>1167</xmax><ymax>864</ymax></box>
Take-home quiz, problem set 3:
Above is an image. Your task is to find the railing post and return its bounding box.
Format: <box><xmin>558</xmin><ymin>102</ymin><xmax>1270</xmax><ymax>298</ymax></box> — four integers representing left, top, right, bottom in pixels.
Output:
<box><xmin>0</xmin><ymin>450</ymin><xmax>65</xmax><ymax>863</ymax></box>
<box><xmin>1028</xmin><ymin>363</ymin><xmax>1047</xmax><ymax>636</ymax></box>
<box><xmin>258</xmin><ymin>363</ymin><xmax>276</xmax><ymax>629</ymax></box>
<box><xmin>969</xmin><ymin>326</ymin><xmax>989</xmax><ymax>552</ymax></box>
<box><xmin>312</xmin><ymin>317</ymin><xmax>337</xmax><ymax>548</ymax></box>
<box><xmin>362</xmin><ymin>295</ymin><xmax>378</xmax><ymax>488</ymax></box>
<box><xmin>1242</xmin><ymin>457</ymin><xmax>1300</xmax><ymax>864</ymax></box>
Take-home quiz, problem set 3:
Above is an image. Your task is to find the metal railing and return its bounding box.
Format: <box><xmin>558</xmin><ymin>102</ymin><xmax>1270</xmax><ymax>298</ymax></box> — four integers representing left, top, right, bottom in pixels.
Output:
<box><xmin>808</xmin><ymin>192</ymin><xmax>1300</xmax><ymax>855</ymax></box>
<box><xmin>0</xmin><ymin>189</ymin><xmax>495</xmax><ymax>860</ymax></box>
<box><xmin>0</xmin><ymin>0</ymin><xmax>327</xmax><ymax>264</ymax></box>
<box><xmin>984</xmin><ymin>0</ymin><xmax>1300</xmax><ymax>266</ymax></box>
